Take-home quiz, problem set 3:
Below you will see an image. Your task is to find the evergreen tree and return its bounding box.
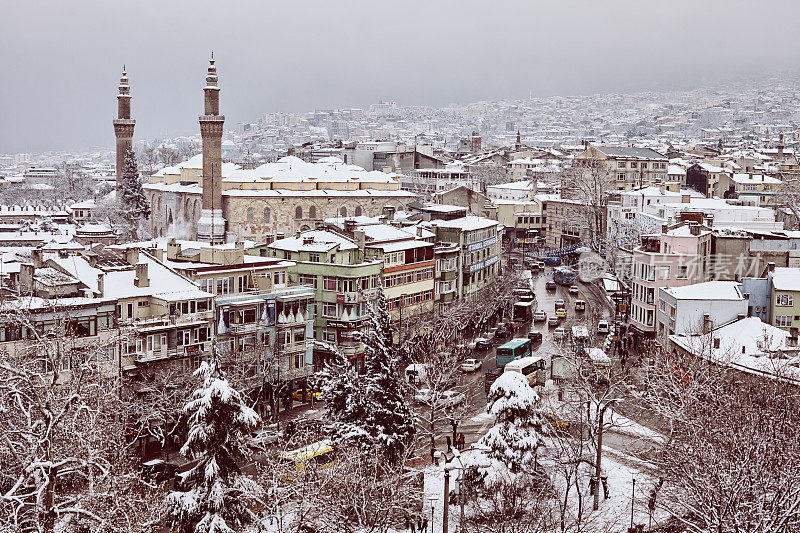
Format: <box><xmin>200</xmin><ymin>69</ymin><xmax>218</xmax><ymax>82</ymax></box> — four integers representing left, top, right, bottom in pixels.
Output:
<box><xmin>319</xmin><ymin>288</ymin><xmax>415</xmax><ymax>464</ymax></box>
<box><xmin>118</xmin><ymin>148</ymin><xmax>151</xmax><ymax>241</ymax></box>
<box><xmin>165</xmin><ymin>348</ymin><xmax>261</xmax><ymax>533</ymax></box>
<box><xmin>480</xmin><ymin>371</ymin><xmax>543</xmax><ymax>476</ymax></box>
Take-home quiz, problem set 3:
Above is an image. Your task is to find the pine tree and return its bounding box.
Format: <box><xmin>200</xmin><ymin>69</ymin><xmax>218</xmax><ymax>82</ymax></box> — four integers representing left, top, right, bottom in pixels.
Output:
<box><xmin>318</xmin><ymin>288</ymin><xmax>415</xmax><ymax>464</ymax></box>
<box><xmin>480</xmin><ymin>371</ymin><xmax>543</xmax><ymax>476</ymax></box>
<box><xmin>118</xmin><ymin>148</ymin><xmax>151</xmax><ymax>241</ymax></box>
<box><xmin>165</xmin><ymin>348</ymin><xmax>261</xmax><ymax>533</ymax></box>
<box><xmin>360</xmin><ymin>288</ymin><xmax>416</xmax><ymax>463</ymax></box>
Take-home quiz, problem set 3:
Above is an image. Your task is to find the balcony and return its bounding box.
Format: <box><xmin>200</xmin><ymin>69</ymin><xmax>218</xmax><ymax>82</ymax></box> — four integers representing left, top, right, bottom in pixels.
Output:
<box><xmin>175</xmin><ymin>309</ymin><xmax>214</xmax><ymax>325</ymax></box>
<box><xmin>134</xmin><ymin>341</ymin><xmax>211</xmax><ymax>364</ymax></box>
<box><xmin>228</xmin><ymin>322</ymin><xmax>264</xmax><ymax>335</ymax></box>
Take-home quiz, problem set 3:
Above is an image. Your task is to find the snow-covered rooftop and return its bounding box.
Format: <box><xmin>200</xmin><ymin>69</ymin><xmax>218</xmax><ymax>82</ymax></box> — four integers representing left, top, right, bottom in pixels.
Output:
<box><xmin>661</xmin><ymin>281</ymin><xmax>743</xmax><ymax>300</ymax></box>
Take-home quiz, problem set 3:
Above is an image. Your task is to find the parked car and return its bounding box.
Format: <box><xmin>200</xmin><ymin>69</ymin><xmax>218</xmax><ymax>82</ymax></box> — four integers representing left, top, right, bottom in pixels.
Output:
<box><xmin>474</xmin><ymin>337</ymin><xmax>492</xmax><ymax>350</ymax></box>
<box><xmin>414</xmin><ymin>388</ymin><xmax>434</xmax><ymax>403</ymax></box>
<box><xmin>546</xmin><ymin>281</ymin><xmax>557</xmax><ymax>291</ymax></box>
<box><xmin>461</xmin><ymin>358</ymin><xmax>482</xmax><ymax>372</ymax></box>
<box><xmin>504</xmin><ymin>321</ymin><xmax>520</xmax><ymax>333</ymax></box>
<box><xmin>597</xmin><ymin>320</ymin><xmax>610</xmax><ymax>335</ymax></box>
<box><xmin>574</xmin><ymin>299</ymin><xmax>586</xmax><ymax>312</ymax></box>
<box><xmin>568</xmin><ymin>285</ymin><xmax>579</xmax><ymax>295</ymax></box>
<box><xmin>528</xmin><ymin>330</ymin><xmax>543</xmax><ymax>344</ymax></box>
<box><xmin>292</xmin><ymin>389</ymin><xmax>323</xmax><ymax>402</ymax></box>
<box><xmin>554</xmin><ymin>298</ymin><xmax>566</xmax><ymax>310</ymax></box>
<box><xmin>555</xmin><ymin>308</ymin><xmax>567</xmax><ymax>319</ymax></box>
<box><xmin>548</xmin><ymin>316</ymin><xmax>559</xmax><ymax>327</ymax></box>
<box><xmin>439</xmin><ymin>390</ymin><xmax>466</xmax><ymax>409</ymax></box>
<box><xmin>553</xmin><ymin>326</ymin><xmax>566</xmax><ymax>340</ymax></box>
<box><xmin>543</xmin><ymin>256</ymin><xmax>562</xmax><ymax>266</ymax></box>
<box><xmin>140</xmin><ymin>459</ymin><xmax>177</xmax><ymax>483</ymax></box>
<box><xmin>534</xmin><ymin>310</ymin><xmax>547</xmax><ymax>322</ymax></box>
<box><xmin>537</xmin><ymin>261</ymin><xmax>546</xmax><ymax>270</ymax></box>
<box><xmin>495</xmin><ymin>326</ymin><xmax>511</xmax><ymax>339</ymax></box>
<box><xmin>248</xmin><ymin>427</ymin><xmax>280</xmax><ymax>449</ymax></box>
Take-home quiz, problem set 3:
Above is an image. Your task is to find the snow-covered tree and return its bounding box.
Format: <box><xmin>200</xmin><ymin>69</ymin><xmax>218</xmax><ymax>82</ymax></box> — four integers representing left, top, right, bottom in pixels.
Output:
<box><xmin>318</xmin><ymin>288</ymin><xmax>415</xmax><ymax>465</ymax></box>
<box><xmin>165</xmin><ymin>348</ymin><xmax>262</xmax><ymax>533</ymax></box>
<box><xmin>117</xmin><ymin>149</ymin><xmax>151</xmax><ymax>241</ymax></box>
<box><xmin>481</xmin><ymin>371</ymin><xmax>544</xmax><ymax>475</ymax></box>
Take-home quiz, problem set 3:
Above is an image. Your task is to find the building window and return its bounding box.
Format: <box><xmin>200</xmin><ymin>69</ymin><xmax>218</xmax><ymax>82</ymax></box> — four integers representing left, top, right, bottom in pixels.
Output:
<box><xmin>246</xmin><ymin>207</ymin><xmax>254</xmax><ymax>224</ymax></box>
<box><xmin>676</xmin><ymin>265</ymin><xmax>688</xmax><ymax>279</ymax></box>
<box><xmin>777</xmin><ymin>294</ymin><xmax>794</xmax><ymax>307</ymax></box>
<box><xmin>630</xmin><ymin>162</ymin><xmax>638</xmax><ymax>168</ymax></box>
<box><xmin>323</xmin><ymin>302</ymin><xmax>337</xmax><ymax>317</ymax></box>
<box><xmin>617</xmin><ymin>173</ymin><xmax>625</xmax><ymax>181</ymax></box>
<box><xmin>299</xmin><ymin>274</ymin><xmax>317</xmax><ymax>289</ymax></box>
<box><xmin>658</xmin><ymin>266</ymin><xmax>670</xmax><ymax>280</ymax></box>
<box><xmin>308</xmin><ymin>205</ymin><xmax>316</xmax><ymax>219</ymax></box>
<box><xmin>263</xmin><ymin>206</ymin><xmax>271</xmax><ymax>223</ymax></box>
<box><xmin>323</xmin><ymin>276</ymin><xmax>337</xmax><ymax>291</ymax></box>
<box><xmin>309</xmin><ymin>253</ymin><xmax>321</xmax><ymax>263</ymax></box>
<box><xmin>775</xmin><ymin>315</ymin><xmax>793</xmax><ymax>328</ymax></box>
<box><xmin>294</xmin><ymin>327</ymin><xmax>306</xmax><ymax>344</ymax></box>
<box><xmin>355</xmin><ymin>206</ymin><xmax>362</xmax><ymax>217</ymax></box>
<box><xmin>340</xmin><ymin>206</ymin><xmax>347</xmax><ymax>217</ymax></box>
<box><xmin>274</xmin><ymin>271</ymin><xmax>286</xmax><ymax>286</ymax></box>
<box><xmin>295</xmin><ymin>206</ymin><xmax>303</xmax><ymax>219</ymax></box>
<box><xmin>322</xmin><ymin>329</ymin><xmax>336</xmax><ymax>342</ymax></box>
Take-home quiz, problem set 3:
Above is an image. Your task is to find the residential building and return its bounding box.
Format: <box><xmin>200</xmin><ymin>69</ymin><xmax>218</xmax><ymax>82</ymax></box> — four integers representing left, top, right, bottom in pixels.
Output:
<box><xmin>255</xmin><ymin>230</ymin><xmax>382</xmax><ymax>370</ymax></box>
<box><xmin>630</xmin><ymin>223</ymin><xmax>712</xmax><ymax>336</ymax></box>
<box><xmin>730</xmin><ymin>173</ymin><xmax>781</xmax><ymax>207</ymax></box>
<box><xmin>424</xmin><ymin>216</ymin><xmax>502</xmax><ymax>301</ymax></box>
<box><xmin>769</xmin><ymin>267</ymin><xmax>800</xmax><ymax>333</ymax></box>
<box><xmin>574</xmin><ymin>145</ymin><xmax>670</xmax><ymax>191</ymax></box>
<box><xmin>669</xmin><ymin>317</ymin><xmax>799</xmax><ymax>385</ymax></box>
<box><xmin>656</xmin><ymin>281</ymin><xmax>747</xmax><ymax>341</ymax></box>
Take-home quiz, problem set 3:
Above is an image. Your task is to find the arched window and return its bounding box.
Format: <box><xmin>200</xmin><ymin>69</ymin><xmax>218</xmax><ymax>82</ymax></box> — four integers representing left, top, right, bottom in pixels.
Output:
<box><xmin>354</xmin><ymin>205</ymin><xmax>362</xmax><ymax>217</ymax></box>
<box><xmin>246</xmin><ymin>207</ymin><xmax>254</xmax><ymax>224</ymax></box>
<box><xmin>340</xmin><ymin>206</ymin><xmax>347</xmax><ymax>217</ymax></box>
<box><xmin>309</xmin><ymin>205</ymin><xmax>316</xmax><ymax>219</ymax></box>
<box><xmin>295</xmin><ymin>206</ymin><xmax>303</xmax><ymax>219</ymax></box>
<box><xmin>263</xmin><ymin>206</ymin><xmax>271</xmax><ymax>223</ymax></box>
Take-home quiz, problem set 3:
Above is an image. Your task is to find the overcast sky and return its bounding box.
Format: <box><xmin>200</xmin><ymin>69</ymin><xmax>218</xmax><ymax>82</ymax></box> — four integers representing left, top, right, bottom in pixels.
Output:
<box><xmin>3</xmin><ymin>0</ymin><xmax>800</xmax><ymax>153</ymax></box>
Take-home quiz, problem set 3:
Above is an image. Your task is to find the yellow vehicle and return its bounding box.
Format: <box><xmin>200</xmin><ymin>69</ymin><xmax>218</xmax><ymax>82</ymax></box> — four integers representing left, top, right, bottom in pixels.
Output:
<box><xmin>292</xmin><ymin>389</ymin><xmax>323</xmax><ymax>402</ymax></box>
<box><xmin>555</xmin><ymin>308</ymin><xmax>567</xmax><ymax>319</ymax></box>
<box><xmin>278</xmin><ymin>439</ymin><xmax>337</xmax><ymax>479</ymax></box>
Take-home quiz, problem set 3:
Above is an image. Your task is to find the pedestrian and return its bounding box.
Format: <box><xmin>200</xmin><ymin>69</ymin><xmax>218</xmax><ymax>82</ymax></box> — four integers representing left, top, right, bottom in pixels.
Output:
<box><xmin>459</xmin><ymin>432</ymin><xmax>466</xmax><ymax>450</ymax></box>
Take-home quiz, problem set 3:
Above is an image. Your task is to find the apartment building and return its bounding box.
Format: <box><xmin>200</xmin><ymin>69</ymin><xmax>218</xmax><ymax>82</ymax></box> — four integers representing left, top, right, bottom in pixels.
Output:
<box><xmin>630</xmin><ymin>223</ymin><xmax>711</xmax><ymax>336</ymax></box>
<box><xmin>656</xmin><ymin>281</ymin><xmax>747</xmax><ymax>342</ymax></box>
<box><xmin>730</xmin><ymin>173</ymin><xmax>781</xmax><ymax>207</ymax></box>
<box><xmin>256</xmin><ymin>230</ymin><xmax>382</xmax><ymax>371</ymax></box>
<box><xmin>424</xmin><ymin>216</ymin><xmax>502</xmax><ymax>300</ymax></box>
<box><xmin>574</xmin><ymin>145</ymin><xmax>670</xmax><ymax>191</ymax></box>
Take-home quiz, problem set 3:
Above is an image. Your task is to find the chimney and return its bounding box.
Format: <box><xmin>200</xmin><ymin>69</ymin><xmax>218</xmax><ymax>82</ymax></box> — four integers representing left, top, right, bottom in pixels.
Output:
<box><xmin>778</xmin><ymin>134</ymin><xmax>785</xmax><ymax>160</ymax></box>
<box><xmin>354</xmin><ymin>229</ymin><xmax>365</xmax><ymax>253</ymax></box>
<box><xmin>302</xmin><ymin>236</ymin><xmax>314</xmax><ymax>245</ymax></box>
<box><xmin>97</xmin><ymin>272</ymin><xmax>104</xmax><ymax>295</ymax></box>
<box><xmin>767</xmin><ymin>262</ymin><xmax>776</xmax><ymax>273</ymax></box>
<box><xmin>151</xmin><ymin>248</ymin><xmax>164</xmax><ymax>262</ymax></box>
<box><xmin>737</xmin><ymin>313</ymin><xmax>746</xmax><ymax>321</ymax></box>
<box><xmin>689</xmin><ymin>223</ymin><xmax>701</xmax><ymax>236</ymax></box>
<box><xmin>20</xmin><ymin>263</ymin><xmax>34</xmax><ymax>295</ymax></box>
<box><xmin>134</xmin><ymin>263</ymin><xmax>149</xmax><ymax>288</ymax></box>
<box><xmin>167</xmin><ymin>238</ymin><xmax>181</xmax><ymax>260</ymax></box>
<box><xmin>382</xmin><ymin>205</ymin><xmax>396</xmax><ymax>221</ymax></box>
<box><xmin>126</xmin><ymin>248</ymin><xmax>140</xmax><ymax>265</ymax></box>
<box><xmin>681</xmin><ymin>194</ymin><xmax>691</xmax><ymax>203</ymax></box>
<box><xmin>702</xmin><ymin>313</ymin><xmax>711</xmax><ymax>334</ymax></box>
<box><xmin>295</xmin><ymin>230</ymin><xmax>301</xmax><ymax>239</ymax></box>
<box><xmin>32</xmin><ymin>248</ymin><xmax>43</xmax><ymax>268</ymax></box>
<box><xmin>87</xmin><ymin>253</ymin><xmax>98</xmax><ymax>268</ymax></box>
<box><xmin>659</xmin><ymin>184</ymin><xmax>666</xmax><ymax>195</ymax></box>
<box><xmin>661</xmin><ymin>224</ymin><xmax>669</xmax><ymax>234</ymax></box>
<box><xmin>417</xmin><ymin>226</ymin><xmax>424</xmax><ymax>237</ymax></box>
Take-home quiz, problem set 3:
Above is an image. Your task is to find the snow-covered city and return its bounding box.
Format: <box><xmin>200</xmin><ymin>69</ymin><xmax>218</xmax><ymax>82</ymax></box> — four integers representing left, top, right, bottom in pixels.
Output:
<box><xmin>3</xmin><ymin>2</ymin><xmax>800</xmax><ymax>532</ymax></box>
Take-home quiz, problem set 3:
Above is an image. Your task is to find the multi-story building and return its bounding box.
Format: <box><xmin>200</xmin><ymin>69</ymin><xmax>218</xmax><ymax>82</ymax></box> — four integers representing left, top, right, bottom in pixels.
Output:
<box><xmin>769</xmin><ymin>267</ymin><xmax>800</xmax><ymax>333</ymax></box>
<box><xmin>424</xmin><ymin>216</ymin><xmax>502</xmax><ymax>301</ymax></box>
<box><xmin>630</xmin><ymin>223</ymin><xmax>712</xmax><ymax>337</ymax></box>
<box><xmin>685</xmin><ymin>162</ymin><xmax>733</xmax><ymax>198</ymax></box>
<box><xmin>158</xmin><ymin>238</ymin><xmax>316</xmax><ymax>416</ymax></box>
<box><xmin>254</xmin><ymin>230</ymin><xmax>382</xmax><ymax>370</ymax></box>
<box><xmin>730</xmin><ymin>174</ymin><xmax>781</xmax><ymax>207</ymax></box>
<box><xmin>656</xmin><ymin>281</ymin><xmax>747</xmax><ymax>342</ymax></box>
<box><xmin>574</xmin><ymin>145</ymin><xmax>670</xmax><ymax>191</ymax></box>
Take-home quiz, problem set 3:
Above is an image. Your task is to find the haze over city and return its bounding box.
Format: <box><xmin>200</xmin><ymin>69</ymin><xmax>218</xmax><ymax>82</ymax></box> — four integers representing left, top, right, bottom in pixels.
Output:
<box><xmin>3</xmin><ymin>0</ymin><xmax>800</xmax><ymax>152</ymax></box>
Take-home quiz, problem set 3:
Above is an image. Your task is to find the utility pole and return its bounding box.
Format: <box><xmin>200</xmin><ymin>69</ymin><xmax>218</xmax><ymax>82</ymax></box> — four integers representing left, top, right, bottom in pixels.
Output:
<box><xmin>594</xmin><ymin>399</ymin><xmax>617</xmax><ymax>510</ymax></box>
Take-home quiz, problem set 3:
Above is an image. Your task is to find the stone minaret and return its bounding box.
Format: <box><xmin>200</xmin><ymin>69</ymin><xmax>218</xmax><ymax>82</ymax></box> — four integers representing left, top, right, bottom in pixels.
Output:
<box><xmin>113</xmin><ymin>67</ymin><xmax>135</xmax><ymax>189</ymax></box>
<box><xmin>197</xmin><ymin>53</ymin><xmax>226</xmax><ymax>243</ymax></box>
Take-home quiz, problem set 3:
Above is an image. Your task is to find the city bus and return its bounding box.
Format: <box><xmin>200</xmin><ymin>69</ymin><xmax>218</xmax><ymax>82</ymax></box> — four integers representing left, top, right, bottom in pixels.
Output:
<box><xmin>495</xmin><ymin>338</ymin><xmax>532</xmax><ymax>367</ymax></box>
<box><xmin>553</xmin><ymin>266</ymin><xmax>576</xmax><ymax>286</ymax></box>
<box><xmin>504</xmin><ymin>356</ymin><xmax>547</xmax><ymax>387</ymax></box>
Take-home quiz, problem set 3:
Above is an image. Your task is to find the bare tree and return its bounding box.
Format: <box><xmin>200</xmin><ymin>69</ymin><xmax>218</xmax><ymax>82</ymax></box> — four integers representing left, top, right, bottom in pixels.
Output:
<box><xmin>636</xmin><ymin>340</ymin><xmax>800</xmax><ymax>532</ymax></box>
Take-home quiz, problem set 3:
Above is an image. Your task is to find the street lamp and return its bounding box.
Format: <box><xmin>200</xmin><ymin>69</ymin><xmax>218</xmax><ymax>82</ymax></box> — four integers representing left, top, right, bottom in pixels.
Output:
<box><xmin>436</xmin><ymin>444</ymin><xmax>491</xmax><ymax>533</ymax></box>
